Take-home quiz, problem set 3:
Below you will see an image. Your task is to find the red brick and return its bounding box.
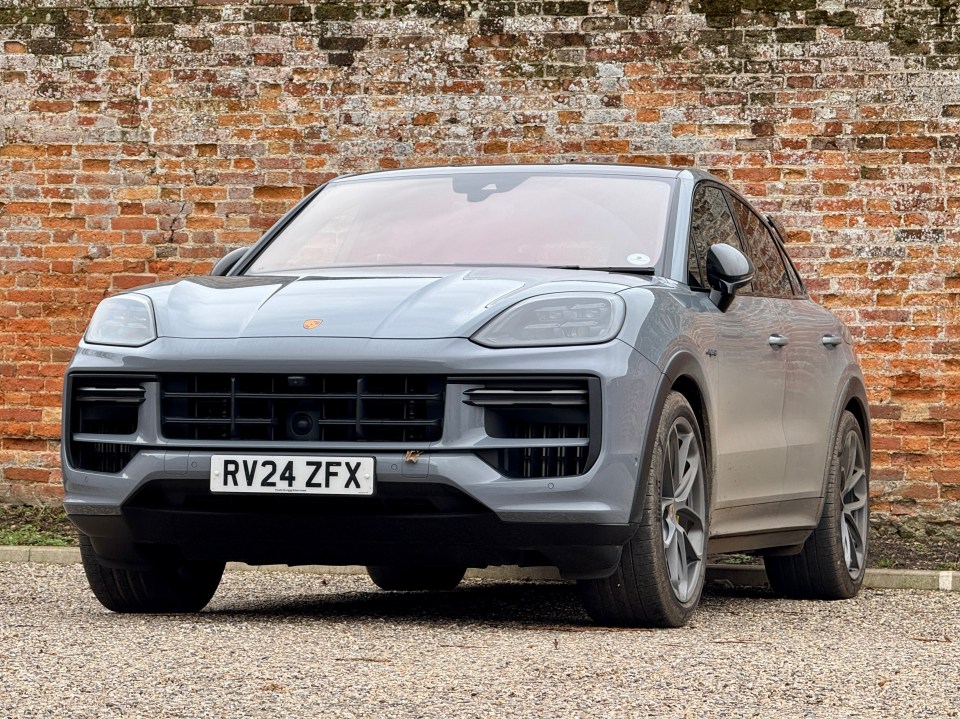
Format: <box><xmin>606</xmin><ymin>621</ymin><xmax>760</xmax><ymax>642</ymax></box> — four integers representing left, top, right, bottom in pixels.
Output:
<box><xmin>252</xmin><ymin>185</ymin><xmax>301</xmax><ymax>200</ymax></box>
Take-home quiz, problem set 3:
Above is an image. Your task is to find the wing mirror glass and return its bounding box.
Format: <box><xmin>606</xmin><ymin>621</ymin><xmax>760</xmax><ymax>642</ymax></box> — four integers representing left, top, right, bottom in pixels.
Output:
<box><xmin>210</xmin><ymin>247</ymin><xmax>248</xmax><ymax>277</ymax></box>
<box><xmin>706</xmin><ymin>243</ymin><xmax>755</xmax><ymax>311</ymax></box>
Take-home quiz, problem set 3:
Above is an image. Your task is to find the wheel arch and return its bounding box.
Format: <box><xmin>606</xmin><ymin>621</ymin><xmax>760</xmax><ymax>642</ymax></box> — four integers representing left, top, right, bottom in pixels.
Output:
<box><xmin>628</xmin><ymin>349</ymin><xmax>715</xmax><ymax>524</ymax></box>
<box><xmin>841</xmin><ymin>376</ymin><xmax>871</xmax><ymax>451</ymax></box>
<box><xmin>670</xmin><ymin>374</ymin><xmax>712</xmax><ymax>483</ymax></box>
<box><xmin>806</xmin><ymin>371</ymin><xmax>872</xmax><ymax>525</ymax></box>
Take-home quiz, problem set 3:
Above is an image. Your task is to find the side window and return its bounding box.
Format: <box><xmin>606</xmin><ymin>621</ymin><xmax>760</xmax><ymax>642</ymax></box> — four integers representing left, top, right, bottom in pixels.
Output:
<box><xmin>687</xmin><ymin>185</ymin><xmax>742</xmax><ymax>289</ymax></box>
<box><xmin>766</xmin><ymin>213</ymin><xmax>806</xmax><ymax>295</ymax></box>
<box><xmin>728</xmin><ymin>195</ymin><xmax>794</xmax><ymax>298</ymax></box>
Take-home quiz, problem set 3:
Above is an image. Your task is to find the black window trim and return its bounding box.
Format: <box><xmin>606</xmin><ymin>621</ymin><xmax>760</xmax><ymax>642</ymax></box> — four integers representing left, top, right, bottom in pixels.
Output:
<box><xmin>722</xmin><ymin>188</ymin><xmax>798</xmax><ymax>300</ymax></box>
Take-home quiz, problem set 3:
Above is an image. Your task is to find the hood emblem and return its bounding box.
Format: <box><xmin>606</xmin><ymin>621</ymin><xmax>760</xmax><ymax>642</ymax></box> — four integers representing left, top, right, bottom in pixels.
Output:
<box><xmin>303</xmin><ymin>319</ymin><xmax>323</xmax><ymax>330</ymax></box>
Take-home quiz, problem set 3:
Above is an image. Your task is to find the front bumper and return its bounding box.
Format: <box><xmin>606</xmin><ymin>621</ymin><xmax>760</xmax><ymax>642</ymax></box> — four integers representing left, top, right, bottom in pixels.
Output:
<box><xmin>63</xmin><ymin>336</ymin><xmax>661</xmax><ymax>578</ymax></box>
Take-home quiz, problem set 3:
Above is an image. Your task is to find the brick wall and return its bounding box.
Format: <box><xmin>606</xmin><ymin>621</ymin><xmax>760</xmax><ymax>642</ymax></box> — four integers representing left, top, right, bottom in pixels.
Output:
<box><xmin>0</xmin><ymin>0</ymin><xmax>957</xmax><ymax>535</ymax></box>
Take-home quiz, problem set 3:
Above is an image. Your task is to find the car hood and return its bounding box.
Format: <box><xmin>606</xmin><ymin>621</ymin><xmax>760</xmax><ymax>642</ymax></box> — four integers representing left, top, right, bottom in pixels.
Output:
<box><xmin>139</xmin><ymin>267</ymin><xmax>648</xmax><ymax>340</ymax></box>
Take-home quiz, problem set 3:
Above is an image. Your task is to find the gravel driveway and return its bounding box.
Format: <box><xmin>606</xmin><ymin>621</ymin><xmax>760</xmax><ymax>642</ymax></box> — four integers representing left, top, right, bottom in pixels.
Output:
<box><xmin>1</xmin><ymin>563</ymin><xmax>957</xmax><ymax>719</ymax></box>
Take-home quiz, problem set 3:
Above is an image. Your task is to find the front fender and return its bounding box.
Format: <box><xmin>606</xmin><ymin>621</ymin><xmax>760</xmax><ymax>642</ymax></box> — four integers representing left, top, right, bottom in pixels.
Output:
<box><xmin>627</xmin><ymin>349</ymin><xmax>716</xmax><ymax>525</ymax></box>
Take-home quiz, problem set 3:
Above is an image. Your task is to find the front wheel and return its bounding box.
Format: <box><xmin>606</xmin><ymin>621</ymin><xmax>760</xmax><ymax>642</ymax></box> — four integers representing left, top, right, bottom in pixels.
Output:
<box><xmin>79</xmin><ymin>533</ymin><xmax>224</xmax><ymax>613</ymax></box>
<box><xmin>578</xmin><ymin>391</ymin><xmax>709</xmax><ymax>628</ymax></box>
<box><xmin>764</xmin><ymin>410</ymin><xmax>869</xmax><ymax>599</ymax></box>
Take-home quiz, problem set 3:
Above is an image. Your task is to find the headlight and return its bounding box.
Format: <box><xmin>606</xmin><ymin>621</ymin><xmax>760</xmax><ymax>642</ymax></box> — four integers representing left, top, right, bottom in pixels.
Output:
<box><xmin>84</xmin><ymin>294</ymin><xmax>157</xmax><ymax>347</ymax></box>
<box><xmin>472</xmin><ymin>293</ymin><xmax>626</xmax><ymax>348</ymax></box>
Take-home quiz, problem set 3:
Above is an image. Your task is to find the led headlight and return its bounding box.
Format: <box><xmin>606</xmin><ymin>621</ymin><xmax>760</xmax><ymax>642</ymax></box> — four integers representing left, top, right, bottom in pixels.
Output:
<box><xmin>84</xmin><ymin>293</ymin><xmax>158</xmax><ymax>347</ymax></box>
<box><xmin>472</xmin><ymin>293</ymin><xmax>626</xmax><ymax>348</ymax></box>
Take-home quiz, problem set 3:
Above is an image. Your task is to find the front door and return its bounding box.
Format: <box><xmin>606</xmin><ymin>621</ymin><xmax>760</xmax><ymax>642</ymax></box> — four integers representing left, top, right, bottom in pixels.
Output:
<box><xmin>686</xmin><ymin>184</ymin><xmax>790</xmax><ymax>515</ymax></box>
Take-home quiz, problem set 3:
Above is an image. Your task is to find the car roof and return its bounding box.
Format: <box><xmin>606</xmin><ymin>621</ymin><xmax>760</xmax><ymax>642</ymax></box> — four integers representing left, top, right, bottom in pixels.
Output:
<box><xmin>328</xmin><ymin>163</ymin><xmax>718</xmax><ymax>185</ymax></box>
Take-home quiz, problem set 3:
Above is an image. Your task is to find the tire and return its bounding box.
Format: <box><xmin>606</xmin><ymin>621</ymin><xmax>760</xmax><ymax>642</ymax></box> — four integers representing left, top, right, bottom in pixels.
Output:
<box><xmin>578</xmin><ymin>391</ymin><xmax>709</xmax><ymax>628</ymax></box>
<box><xmin>79</xmin><ymin>533</ymin><xmax>224</xmax><ymax>613</ymax></box>
<box><xmin>366</xmin><ymin>565</ymin><xmax>466</xmax><ymax>591</ymax></box>
<box><xmin>764</xmin><ymin>410</ymin><xmax>869</xmax><ymax>599</ymax></box>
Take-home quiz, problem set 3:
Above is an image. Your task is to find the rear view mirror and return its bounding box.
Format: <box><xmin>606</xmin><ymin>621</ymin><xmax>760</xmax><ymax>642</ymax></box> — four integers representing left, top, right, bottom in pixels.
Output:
<box><xmin>211</xmin><ymin>247</ymin><xmax>248</xmax><ymax>277</ymax></box>
<box><xmin>706</xmin><ymin>243</ymin><xmax>754</xmax><ymax>312</ymax></box>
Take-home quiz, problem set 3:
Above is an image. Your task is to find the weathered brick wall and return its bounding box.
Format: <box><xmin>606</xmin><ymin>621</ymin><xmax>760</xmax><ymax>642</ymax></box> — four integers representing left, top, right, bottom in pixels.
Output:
<box><xmin>0</xmin><ymin>0</ymin><xmax>957</xmax><ymax>534</ymax></box>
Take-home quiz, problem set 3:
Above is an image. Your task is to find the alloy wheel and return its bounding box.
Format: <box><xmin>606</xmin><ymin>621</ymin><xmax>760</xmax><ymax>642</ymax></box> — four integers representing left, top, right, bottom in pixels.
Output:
<box><xmin>660</xmin><ymin>416</ymin><xmax>707</xmax><ymax>603</ymax></box>
<box><xmin>839</xmin><ymin>429</ymin><xmax>869</xmax><ymax>579</ymax></box>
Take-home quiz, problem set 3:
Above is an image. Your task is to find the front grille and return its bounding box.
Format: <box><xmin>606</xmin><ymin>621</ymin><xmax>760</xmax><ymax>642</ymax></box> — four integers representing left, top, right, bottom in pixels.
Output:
<box><xmin>466</xmin><ymin>378</ymin><xmax>597</xmax><ymax>479</ymax></box>
<box><xmin>160</xmin><ymin>374</ymin><xmax>444</xmax><ymax>443</ymax></box>
<box><xmin>72</xmin><ymin>441</ymin><xmax>139</xmax><ymax>474</ymax></box>
<box><xmin>68</xmin><ymin>375</ymin><xmax>147</xmax><ymax>473</ymax></box>
<box><xmin>497</xmin><ymin>423</ymin><xmax>590</xmax><ymax>478</ymax></box>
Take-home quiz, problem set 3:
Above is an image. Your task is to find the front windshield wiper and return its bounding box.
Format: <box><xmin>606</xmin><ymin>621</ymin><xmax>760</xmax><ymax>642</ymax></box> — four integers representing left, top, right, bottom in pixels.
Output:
<box><xmin>252</xmin><ymin>263</ymin><xmax>658</xmax><ymax>275</ymax></box>
<box><xmin>578</xmin><ymin>266</ymin><xmax>657</xmax><ymax>276</ymax></box>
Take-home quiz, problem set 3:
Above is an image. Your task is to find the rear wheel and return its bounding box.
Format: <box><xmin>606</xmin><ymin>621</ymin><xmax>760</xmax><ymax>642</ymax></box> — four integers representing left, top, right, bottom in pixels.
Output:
<box><xmin>578</xmin><ymin>391</ymin><xmax>709</xmax><ymax>627</ymax></box>
<box><xmin>366</xmin><ymin>565</ymin><xmax>466</xmax><ymax>591</ymax></box>
<box><xmin>764</xmin><ymin>410</ymin><xmax>869</xmax><ymax>599</ymax></box>
<box><xmin>79</xmin><ymin>533</ymin><xmax>224</xmax><ymax>613</ymax></box>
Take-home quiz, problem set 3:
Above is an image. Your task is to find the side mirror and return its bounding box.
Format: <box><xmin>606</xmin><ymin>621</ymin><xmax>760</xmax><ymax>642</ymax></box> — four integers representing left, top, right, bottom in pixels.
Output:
<box><xmin>210</xmin><ymin>247</ymin><xmax>248</xmax><ymax>277</ymax></box>
<box><xmin>706</xmin><ymin>243</ymin><xmax>754</xmax><ymax>312</ymax></box>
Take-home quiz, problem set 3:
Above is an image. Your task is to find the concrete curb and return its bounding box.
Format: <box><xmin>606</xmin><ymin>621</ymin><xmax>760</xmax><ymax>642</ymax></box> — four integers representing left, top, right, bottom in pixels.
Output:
<box><xmin>704</xmin><ymin>563</ymin><xmax>960</xmax><ymax>592</ymax></box>
<box><xmin>0</xmin><ymin>546</ymin><xmax>80</xmax><ymax>565</ymax></box>
<box><xmin>2</xmin><ymin>545</ymin><xmax>957</xmax><ymax>591</ymax></box>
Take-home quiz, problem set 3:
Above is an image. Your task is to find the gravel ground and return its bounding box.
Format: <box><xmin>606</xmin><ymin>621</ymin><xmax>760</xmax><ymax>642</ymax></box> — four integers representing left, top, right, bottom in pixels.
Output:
<box><xmin>1</xmin><ymin>564</ymin><xmax>957</xmax><ymax>719</ymax></box>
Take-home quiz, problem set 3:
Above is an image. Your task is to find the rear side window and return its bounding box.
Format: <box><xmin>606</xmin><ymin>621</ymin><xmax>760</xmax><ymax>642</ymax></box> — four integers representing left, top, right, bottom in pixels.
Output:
<box><xmin>767</xmin><ymin>219</ymin><xmax>806</xmax><ymax>296</ymax></box>
<box><xmin>727</xmin><ymin>194</ymin><xmax>795</xmax><ymax>298</ymax></box>
<box><xmin>687</xmin><ymin>185</ymin><xmax>743</xmax><ymax>289</ymax></box>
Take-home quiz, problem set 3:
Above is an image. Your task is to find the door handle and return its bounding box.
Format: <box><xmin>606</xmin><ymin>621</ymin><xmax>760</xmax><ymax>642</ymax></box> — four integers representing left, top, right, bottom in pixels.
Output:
<box><xmin>821</xmin><ymin>335</ymin><xmax>843</xmax><ymax>347</ymax></box>
<box><xmin>768</xmin><ymin>334</ymin><xmax>789</xmax><ymax>348</ymax></box>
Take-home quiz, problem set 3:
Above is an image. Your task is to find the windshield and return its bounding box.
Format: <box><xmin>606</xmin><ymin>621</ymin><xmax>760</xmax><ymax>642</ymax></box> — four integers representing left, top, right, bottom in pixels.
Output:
<box><xmin>246</xmin><ymin>171</ymin><xmax>674</xmax><ymax>274</ymax></box>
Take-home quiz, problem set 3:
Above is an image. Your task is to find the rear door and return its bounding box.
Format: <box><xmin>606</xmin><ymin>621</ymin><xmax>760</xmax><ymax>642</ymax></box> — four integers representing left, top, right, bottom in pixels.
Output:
<box><xmin>758</xmin><ymin>224</ymin><xmax>850</xmax><ymax>506</ymax></box>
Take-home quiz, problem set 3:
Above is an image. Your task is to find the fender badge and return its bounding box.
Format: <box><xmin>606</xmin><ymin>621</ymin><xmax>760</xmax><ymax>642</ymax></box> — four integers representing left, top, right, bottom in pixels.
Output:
<box><xmin>303</xmin><ymin>319</ymin><xmax>323</xmax><ymax>330</ymax></box>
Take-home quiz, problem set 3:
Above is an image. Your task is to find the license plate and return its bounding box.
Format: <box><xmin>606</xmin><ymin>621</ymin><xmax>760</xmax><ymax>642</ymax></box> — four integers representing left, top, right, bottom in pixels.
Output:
<box><xmin>210</xmin><ymin>455</ymin><xmax>375</xmax><ymax>495</ymax></box>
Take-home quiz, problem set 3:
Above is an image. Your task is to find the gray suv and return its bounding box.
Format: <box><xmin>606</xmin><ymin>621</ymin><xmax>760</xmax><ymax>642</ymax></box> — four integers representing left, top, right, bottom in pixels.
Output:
<box><xmin>63</xmin><ymin>165</ymin><xmax>870</xmax><ymax>627</ymax></box>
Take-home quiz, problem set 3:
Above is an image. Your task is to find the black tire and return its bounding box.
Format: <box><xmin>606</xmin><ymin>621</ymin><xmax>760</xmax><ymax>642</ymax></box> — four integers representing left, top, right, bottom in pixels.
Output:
<box><xmin>578</xmin><ymin>391</ymin><xmax>709</xmax><ymax>628</ymax></box>
<box><xmin>79</xmin><ymin>533</ymin><xmax>224</xmax><ymax>613</ymax></box>
<box><xmin>366</xmin><ymin>565</ymin><xmax>466</xmax><ymax>591</ymax></box>
<box><xmin>764</xmin><ymin>410</ymin><xmax>869</xmax><ymax>599</ymax></box>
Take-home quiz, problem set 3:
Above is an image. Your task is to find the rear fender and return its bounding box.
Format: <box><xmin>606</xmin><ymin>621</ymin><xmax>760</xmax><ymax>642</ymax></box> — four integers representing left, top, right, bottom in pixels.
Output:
<box><xmin>806</xmin><ymin>372</ymin><xmax>871</xmax><ymax>525</ymax></box>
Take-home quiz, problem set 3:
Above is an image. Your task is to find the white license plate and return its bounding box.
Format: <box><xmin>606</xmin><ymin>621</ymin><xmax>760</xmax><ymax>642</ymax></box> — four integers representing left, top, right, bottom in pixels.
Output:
<box><xmin>210</xmin><ymin>455</ymin><xmax>375</xmax><ymax>495</ymax></box>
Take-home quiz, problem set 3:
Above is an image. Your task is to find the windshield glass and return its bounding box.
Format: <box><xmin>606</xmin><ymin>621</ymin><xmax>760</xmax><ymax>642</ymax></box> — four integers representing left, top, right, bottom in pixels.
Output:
<box><xmin>246</xmin><ymin>171</ymin><xmax>674</xmax><ymax>274</ymax></box>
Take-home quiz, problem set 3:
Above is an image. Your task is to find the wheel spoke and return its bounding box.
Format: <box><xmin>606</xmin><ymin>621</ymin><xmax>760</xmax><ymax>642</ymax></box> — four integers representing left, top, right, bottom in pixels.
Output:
<box><xmin>670</xmin><ymin>524</ymin><xmax>705</xmax><ymax>602</ymax></box>
<box><xmin>664</xmin><ymin>522</ymin><xmax>682</xmax><ymax>583</ymax></box>
<box><xmin>843</xmin><ymin>466</ymin><xmax>865</xmax><ymax>497</ymax></box>
<box><xmin>675</xmin><ymin>525</ymin><xmax>689</xmax><ymax>577</ymax></box>
<box><xmin>843</xmin><ymin>491</ymin><xmax>867</xmax><ymax>513</ymax></box>
<box><xmin>843</xmin><ymin>433</ymin><xmax>858</xmax><ymax>480</ymax></box>
<box><xmin>662</xmin><ymin>510</ymin><xmax>677</xmax><ymax>546</ymax></box>
<box><xmin>673</xmin><ymin>428</ymin><xmax>686</xmax><ymax>495</ymax></box>
<box><xmin>842</xmin><ymin>512</ymin><xmax>864</xmax><ymax>571</ymax></box>
<box><xmin>675</xmin><ymin>433</ymin><xmax>691</xmax><ymax>493</ymax></box>
<box><xmin>663</xmin><ymin>427</ymin><xmax>678</xmax><ymax>498</ymax></box>
<box><xmin>680</xmin><ymin>526</ymin><xmax>703</xmax><ymax>566</ymax></box>
<box><xmin>676</xmin><ymin>506</ymin><xmax>706</xmax><ymax>558</ymax></box>
<box><xmin>675</xmin><ymin>440</ymin><xmax>700</xmax><ymax>505</ymax></box>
